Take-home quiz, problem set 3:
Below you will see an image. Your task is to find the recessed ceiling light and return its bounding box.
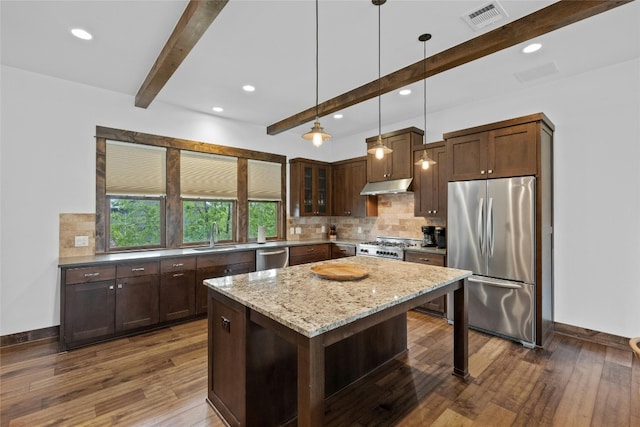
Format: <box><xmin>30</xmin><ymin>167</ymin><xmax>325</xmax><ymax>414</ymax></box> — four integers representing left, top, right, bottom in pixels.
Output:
<box><xmin>71</xmin><ymin>28</ymin><xmax>93</xmax><ymax>40</ymax></box>
<box><xmin>242</xmin><ymin>85</ymin><xmax>255</xmax><ymax>92</ymax></box>
<box><xmin>522</xmin><ymin>43</ymin><xmax>542</xmax><ymax>54</ymax></box>
<box><xmin>333</xmin><ymin>114</ymin><xmax>343</xmax><ymax>119</ymax></box>
<box><xmin>212</xmin><ymin>107</ymin><xmax>224</xmax><ymax>112</ymax></box>
<box><xmin>399</xmin><ymin>89</ymin><xmax>411</xmax><ymax>96</ymax></box>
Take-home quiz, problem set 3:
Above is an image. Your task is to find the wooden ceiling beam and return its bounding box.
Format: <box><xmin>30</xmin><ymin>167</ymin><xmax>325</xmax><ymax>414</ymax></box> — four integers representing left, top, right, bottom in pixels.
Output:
<box><xmin>135</xmin><ymin>0</ymin><xmax>228</xmax><ymax>108</ymax></box>
<box><xmin>267</xmin><ymin>0</ymin><xmax>633</xmax><ymax>135</ymax></box>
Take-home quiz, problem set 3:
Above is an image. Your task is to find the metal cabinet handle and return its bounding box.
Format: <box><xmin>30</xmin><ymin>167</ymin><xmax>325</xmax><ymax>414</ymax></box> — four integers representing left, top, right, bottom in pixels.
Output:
<box><xmin>84</xmin><ymin>272</ymin><xmax>100</xmax><ymax>278</ymax></box>
<box><xmin>419</xmin><ymin>258</ymin><xmax>431</xmax><ymax>262</ymax></box>
<box><xmin>220</xmin><ymin>316</ymin><xmax>231</xmax><ymax>333</ymax></box>
<box><xmin>172</xmin><ymin>273</ymin><xmax>184</xmax><ymax>278</ymax></box>
<box><xmin>433</xmin><ymin>210</ymin><xmax>437</xmax><ymax>214</ymax></box>
<box><xmin>117</xmin><ymin>284</ymin><xmax>123</xmax><ymax>289</ymax></box>
<box><xmin>339</xmin><ymin>249</ymin><xmax>347</xmax><ymax>252</ymax></box>
<box><xmin>488</xmin><ymin>169</ymin><xmax>493</xmax><ymax>174</ymax></box>
<box><xmin>306</xmin><ymin>248</ymin><xmax>316</xmax><ymax>253</ymax></box>
<box><xmin>172</xmin><ymin>263</ymin><xmax>184</xmax><ymax>268</ymax></box>
<box><xmin>131</xmin><ymin>267</ymin><xmax>145</xmax><ymax>272</ymax></box>
<box><xmin>109</xmin><ymin>285</ymin><xmax>114</xmax><ymax>290</ymax></box>
<box><xmin>480</xmin><ymin>170</ymin><xmax>485</xmax><ymax>174</ymax></box>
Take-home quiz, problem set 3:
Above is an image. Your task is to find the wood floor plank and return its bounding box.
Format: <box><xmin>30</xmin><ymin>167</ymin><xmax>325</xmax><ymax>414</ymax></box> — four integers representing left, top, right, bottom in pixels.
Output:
<box><xmin>1</xmin><ymin>313</ymin><xmax>637</xmax><ymax>426</ymax></box>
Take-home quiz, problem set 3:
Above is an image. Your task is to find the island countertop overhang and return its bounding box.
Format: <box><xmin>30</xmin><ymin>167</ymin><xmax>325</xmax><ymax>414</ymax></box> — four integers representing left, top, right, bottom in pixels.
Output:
<box><xmin>203</xmin><ymin>256</ymin><xmax>471</xmax><ymax>338</ymax></box>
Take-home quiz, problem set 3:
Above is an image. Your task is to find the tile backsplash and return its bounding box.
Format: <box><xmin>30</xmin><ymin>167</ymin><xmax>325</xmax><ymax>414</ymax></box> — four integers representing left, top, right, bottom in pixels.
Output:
<box><xmin>59</xmin><ymin>213</ymin><xmax>96</xmax><ymax>257</ymax></box>
<box><xmin>287</xmin><ymin>193</ymin><xmax>444</xmax><ymax>241</ymax></box>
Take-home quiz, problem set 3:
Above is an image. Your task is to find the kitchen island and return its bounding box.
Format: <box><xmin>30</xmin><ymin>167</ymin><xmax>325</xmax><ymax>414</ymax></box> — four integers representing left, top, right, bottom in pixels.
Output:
<box><xmin>203</xmin><ymin>256</ymin><xmax>471</xmax><ymax>427</ymax></box>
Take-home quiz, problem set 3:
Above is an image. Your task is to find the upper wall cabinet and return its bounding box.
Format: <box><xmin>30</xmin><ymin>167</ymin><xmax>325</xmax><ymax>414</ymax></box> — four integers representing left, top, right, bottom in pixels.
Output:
<box><xmin>444</xmin><ymin>114</ymin><xmax>554</xmax><ymax>181</ymax></box>
<box><xmin>366</xmin><ymin>127</ymin><xmax>423</xmax><ymax>182</ymax></box>
<box><xmin>413</xmin><ymin>142</ymin><xmax>447</xmax><ymax>219</ymax></box>
<box><xmin>332</xmin><ymin>157</ymin><xmax>377</xmax><ymax>217</ymax></box>
<box><xmin>289</xmin><ymin>158</ymin><xmax>331</xmax><ymax>217</ymax></box>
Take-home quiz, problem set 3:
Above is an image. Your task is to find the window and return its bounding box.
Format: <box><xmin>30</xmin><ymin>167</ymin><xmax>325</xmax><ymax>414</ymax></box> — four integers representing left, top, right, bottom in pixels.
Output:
<box><xmin>95</xmin><ymin>127</ymin><xmax>286</xmax><ymax>253</ymax></box>
<box><xmin>105</xmin><ymin>141</ymin><xmax>166</xmax><ymax>250</ymax></box>
<box><xmin>180</xmin><ymin>151</ymin><xmax>237</xmax><ymax>244</ymax></box>
<box><xmin>248</xmin><ymin>160</ymin><xmax>281</xmax><ymax>241</ymax></box>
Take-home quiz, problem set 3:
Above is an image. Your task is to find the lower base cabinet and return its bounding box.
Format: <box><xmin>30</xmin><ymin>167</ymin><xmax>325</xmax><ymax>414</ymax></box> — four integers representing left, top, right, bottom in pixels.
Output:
<box><xmin>404</xmin><ymin>251</ymin><xmax>447</xmax><ymax>316</ymax></box>
<box><xmin>289</xmin><ymin>244</ymin><xmax>331</xmax><ymax>266</ymax></box>
<box><xmin>64</xmin><ymin>279</ymin><xmax>116</xmax><ymax>344</ymax></box>
<box><xmin>160</xmin><ymin>257</ymin><xmax>196</xmax><ymax>322</ymax></box>
<box><xmin>331</xmin><ymin>243</ymin><xmax>356</xmax><ymax>259</ymax></box>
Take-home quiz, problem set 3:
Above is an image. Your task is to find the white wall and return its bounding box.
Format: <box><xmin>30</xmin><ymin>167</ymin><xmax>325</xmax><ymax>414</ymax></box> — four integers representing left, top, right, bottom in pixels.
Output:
<box><xmin>1</xmin><ymin>58</ymin><xmax>639</xmax><ymax>338</ymax></box>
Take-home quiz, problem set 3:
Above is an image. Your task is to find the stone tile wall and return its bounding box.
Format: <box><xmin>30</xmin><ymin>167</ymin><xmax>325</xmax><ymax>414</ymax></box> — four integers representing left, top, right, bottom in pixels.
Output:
<box><xmin>59</xmin><ymin>213</ymin><xmax>96</xmax><ymax>257</ymax></box>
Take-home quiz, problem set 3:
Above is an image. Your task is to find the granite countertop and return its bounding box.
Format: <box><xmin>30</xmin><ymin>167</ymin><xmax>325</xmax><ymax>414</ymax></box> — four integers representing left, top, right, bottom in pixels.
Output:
<box><xmin>203</xmin><ymin>256</ymin><xmax>470</xmax><ymax>338</ymax></box>
<box><xmin>58</xmin><ymin>239</ymin><xmax>360</xmax><ymax>268</ymax></box>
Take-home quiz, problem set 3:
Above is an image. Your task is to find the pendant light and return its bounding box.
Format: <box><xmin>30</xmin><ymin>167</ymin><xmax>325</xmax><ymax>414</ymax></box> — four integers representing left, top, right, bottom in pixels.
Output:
<box><xmin>367</xmin><ymin>0</ymin><xmax>392</xmax><ymax>160</ymax></box>
<box><xmin>415</xmin><ymin>33</ymin><xmax>436</xmax><ymax>170</ymax></box>
<box><xmin>302</xmin><ymin>0</ymin><xmax>331</xmax><ymax>147</ymax></box>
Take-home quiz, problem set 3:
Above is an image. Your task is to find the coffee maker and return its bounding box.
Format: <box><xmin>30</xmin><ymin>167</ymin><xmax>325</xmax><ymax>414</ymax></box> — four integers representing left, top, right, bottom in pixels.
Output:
<box><xmin>421</xmin><ymin>226</ymin><xmax>436</xmax><ymax>247</ymax></box>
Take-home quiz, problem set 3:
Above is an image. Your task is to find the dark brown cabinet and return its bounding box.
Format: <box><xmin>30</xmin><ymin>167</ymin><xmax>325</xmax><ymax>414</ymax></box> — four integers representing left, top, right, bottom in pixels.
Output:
<box><xmin>331</xmin><ymin>243</ymin><xmax>356</xmax><ymax>259</ymax></box>
<box><xmin>289</xmin><ymin>159</ymin><xmax>331</xmax><ymax>217</ymax></box>
<box><xmin>115</xmin><ymin>261</ymin><xmax>160</xmax><ymax>331</ymax></box>
<box><xmin>332</xmin><ymin>157</ymin><xmax>377</xmax><ymax>217</ymax></box>
<box><xmin>404</xmin><ymin>251</ymin><xmax>446</xmax><ymax>316</ymax></box>
<box><xmin>366</xmin><ymin>127</ymin><xmax>423</xmax><ymax>183</ymax></box>
<box><xmin>63</xmin><ymin>265</ymin><xmax>116</xmax><ymax>345</ymax></box>
<box><xmin>289</xmin><ymin>244</ymin><xmax>331</xmax><ymax>266</ymax></box>
<box><xmin>62</xmin><ymin>262</ymin><xmax>160</xmax><ymax>349</ymax></box>
<box><xmin>195</xmin><ymin>251</ymin><xmax>256</xmax><ymax>315</ymax></box>
<box><xmin>445</xmin><ymin>121</ymin><xmax>538</xmax><ymax>181</ymax></box>
<box><xmin>413</xmin><ymin>142</ymin><xmax>447</xmax><ymax>219</ymax></box>
<box><xmin>160</xmin><ymin>257</ymin><xmax>196</xmax><ymax>322</ymax></box>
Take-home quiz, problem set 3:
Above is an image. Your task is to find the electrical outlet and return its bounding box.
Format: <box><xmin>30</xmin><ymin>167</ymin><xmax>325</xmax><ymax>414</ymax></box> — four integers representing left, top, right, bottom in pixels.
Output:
<box><xmin>321</xmin><ymin>225</ymin><xmax>326</xmax><ymax>233</ymax></box>
<box><xmin>74</xmin><ymin>235</ymin><xmax>89</xmax><ymax>247</ymax></box>
<box><xmin>295</xmin><ymin>227</ymin><xmax>302</xmax><ymax>234</ymax></box>
<box><xmin>290</xmin><ymin>227</ymin><xmax>295</xmax><ymax>235</ymax></box>
<box><xmin>357</xmin><ymin>227</ymin><xmax>363</xmax><ymax>234</ymax></box>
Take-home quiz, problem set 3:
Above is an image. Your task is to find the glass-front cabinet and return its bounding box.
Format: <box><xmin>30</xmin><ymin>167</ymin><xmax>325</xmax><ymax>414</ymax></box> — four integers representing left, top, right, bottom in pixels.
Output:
<box><xmin>290</xmin><ymin>158</ymin><xmax>331</xmax><ymax>217</ymax></box>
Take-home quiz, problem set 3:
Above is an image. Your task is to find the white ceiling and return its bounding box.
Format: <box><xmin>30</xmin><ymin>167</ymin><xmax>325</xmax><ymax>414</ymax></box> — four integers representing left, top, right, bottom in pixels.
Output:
<box><xmin>2</xmin><ymin>0</ymin><xmax>639</xmax><ymax>140</ymax></box>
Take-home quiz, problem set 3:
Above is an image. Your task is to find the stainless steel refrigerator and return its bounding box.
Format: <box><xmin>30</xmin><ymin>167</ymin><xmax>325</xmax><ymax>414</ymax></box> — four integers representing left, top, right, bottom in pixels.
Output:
<box><xmin>447</xmin><ymin>176</ymin><xmax>536</xmax><ymax>348</ymax></box>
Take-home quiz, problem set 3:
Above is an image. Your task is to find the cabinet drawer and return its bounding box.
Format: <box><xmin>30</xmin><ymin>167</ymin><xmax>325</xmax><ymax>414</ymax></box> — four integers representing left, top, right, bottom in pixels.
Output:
<box><xmin>404</xmin><ymin>252</ymin><xmax>445</xmax><ymax>266</ymax></box>
<box><xmin>289</xmin><ymin>244</ymin><xmax>330</xmax><ymax>258</ymax></box>
<box><xmin>65</xmin><ymin>265</ymin><xmax>116</xmax><ymax>285</ymax></box>
<box><xmin>116</xmin><ymin>261</ymin><xmax>159</xmax><ymax>278</ymax></box>
<box><xmin>197</xmin><ymin>251</ymin><xmax>255</xmax><ymax>269</ymax></box>
<box><xmin>161</xmin><ymin>257</ymin><xmax>196</xmax><ymax>273</ymax></box>
<box><xmin>331</xmin><ymin>243</ymin><xmax>356</xmax><ymax>259</ymax></box>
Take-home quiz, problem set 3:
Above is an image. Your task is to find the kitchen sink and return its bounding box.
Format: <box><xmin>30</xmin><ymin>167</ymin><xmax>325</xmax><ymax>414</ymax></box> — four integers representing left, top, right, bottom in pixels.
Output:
<box><xmin>192</xmin><ymin>245</ymin><xmax>237</xmax><ymax>252</ymax></box>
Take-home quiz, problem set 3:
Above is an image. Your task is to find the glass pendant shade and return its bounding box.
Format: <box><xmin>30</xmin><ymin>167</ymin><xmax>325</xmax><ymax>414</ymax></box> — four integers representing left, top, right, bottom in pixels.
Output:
<box><xmin>302</xmin><ymin>121</ymin><xmax>331</xmax><ymax>147</ymax></box>
<box><xmin>368</xmin><ymin>136</ymin><xmax>393</xmax><ymax>159</ymax></box>
<box><xmin>415</xmin><ymin>148</ymin><xmax>436</xmax><ymax>170</ymax></box>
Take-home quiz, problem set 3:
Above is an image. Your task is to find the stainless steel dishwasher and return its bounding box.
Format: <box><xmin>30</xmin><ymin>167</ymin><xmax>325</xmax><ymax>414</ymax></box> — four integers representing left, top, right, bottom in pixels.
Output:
<box><xmin>256</xmin><ymin>247</ymin><xmax>289</xmax><ymax>271</ymax></box>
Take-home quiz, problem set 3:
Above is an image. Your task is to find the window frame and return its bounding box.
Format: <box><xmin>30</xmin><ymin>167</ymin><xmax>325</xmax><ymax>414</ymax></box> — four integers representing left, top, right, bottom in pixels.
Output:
<box><xmin>95</xmin><ymin>127</ymin><xmax>286</xmax><ymax>254</ymax></box>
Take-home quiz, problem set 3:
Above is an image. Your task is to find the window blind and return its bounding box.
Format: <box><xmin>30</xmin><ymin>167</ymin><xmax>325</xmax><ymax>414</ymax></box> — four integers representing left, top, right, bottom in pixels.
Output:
<box><xmin>181</xmin><ymin>151</ymin><xmax>238</xmax><ymax>199</ymax></box>
<box><xmin>106</xmin><ymin>140</ymin><xmax>166</xmax><ymax>196</ymax></box>
<box><xmin>248</xmin><ymin>159</ymin><xmax>281</xmax><ymax>201</ymax></box>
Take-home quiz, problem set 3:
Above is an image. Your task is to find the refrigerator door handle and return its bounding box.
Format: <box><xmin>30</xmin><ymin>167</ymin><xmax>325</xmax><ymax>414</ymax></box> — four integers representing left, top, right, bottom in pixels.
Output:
<box><xmin>477</xmin><ymin>197</ymin><xmax>485</xmax><ymax>255</ymax></box>
<box><xmin>469</xmin><ymin>275</ymin><xmax>524</xmax><ymax>290</ymax></box>
<box><xmin>487</xmin><ymin>197</ymin><xmax>495</xmax><ymax>256</ymax></box>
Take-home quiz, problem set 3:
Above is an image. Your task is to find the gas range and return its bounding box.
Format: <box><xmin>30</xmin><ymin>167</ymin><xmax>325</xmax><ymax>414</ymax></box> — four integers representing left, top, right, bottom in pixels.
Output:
<box><xmin>356</xmin><ymin>237</ymin><xmax>421</xmax><ymax>260</ymax></box>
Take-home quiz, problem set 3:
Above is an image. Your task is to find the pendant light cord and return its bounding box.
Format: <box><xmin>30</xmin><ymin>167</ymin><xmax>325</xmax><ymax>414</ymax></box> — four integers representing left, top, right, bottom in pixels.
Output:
<box><xmin>423</xmin><ymin>38</ymin><xmax>427</xmax><ymax>145</ymax></box>
<box><xmin>315</xmin><ymin>0</ymin><xmax>319</xmax><ymax>121</ymax></box>
<box><xmin>377</xmin><ymin>1</ymin><xmax>382</xmax><ymax>138</ymax></box>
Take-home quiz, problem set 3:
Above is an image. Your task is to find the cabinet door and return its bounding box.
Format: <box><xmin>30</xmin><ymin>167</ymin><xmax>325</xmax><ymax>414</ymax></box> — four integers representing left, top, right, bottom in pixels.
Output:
<box><xmin>488</xmin><ymin>122</ymin><xmax>537</xmax><ymax>178</ymax></box>
<box><xmin>160</xmin><ymin>271</ymin><xmax>196</xmax><ymax>322</ymax></box>
<box><xmin>414</xmin><ymin>144</ymin><xmax>447</xmax><ymax>218</ymax></box>
<box><xmin>332</xmin><ymin>164</ymin><xmax>349</xmax><ymax>216</ymax></box>
<box><xmin>302</xmin><ymin>164</ymin><xmax>314</xmax><ymax>215</ymax></box>
<box><xmin>115</xmin><ymin>275</ymin><xmax>159</xmax><ymax>331</ymax></box>
<box><xmin>349</xmin><ymin>160</ymin><xmax>368</xmax><ymax>217</ymax></box>
<box><xmin>65</xmin><ymin>280</ymin><xmax>116</xmax><ymax>343</ymax></box>
<box><xmin>447</xmin><ymin>132</ymin><xmax>489</xmax><ymax>181</ymax></box>
<box><xmin>315</xmin><ymin>165</ymin><xmax>330</xmax><ymax>215</ymax></box>
<box><xmin>387</xmin><ymin>134</ymin><xmax>412</xmax><ymax>180</ymax></box>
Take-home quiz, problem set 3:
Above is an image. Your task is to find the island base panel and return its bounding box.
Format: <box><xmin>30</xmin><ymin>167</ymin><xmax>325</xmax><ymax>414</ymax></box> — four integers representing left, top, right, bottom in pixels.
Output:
<box><xmin>207</xmin><ymin>290</ymin><xmax>408</xmax><ymax>426</ymax></box>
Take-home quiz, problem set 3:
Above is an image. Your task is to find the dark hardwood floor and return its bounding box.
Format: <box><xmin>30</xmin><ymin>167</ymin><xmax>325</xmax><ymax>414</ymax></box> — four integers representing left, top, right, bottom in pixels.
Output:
<box><xmin>1</xmin><ymin>312</ymin><xmax>638</xmax><ymax>426</ymax></box>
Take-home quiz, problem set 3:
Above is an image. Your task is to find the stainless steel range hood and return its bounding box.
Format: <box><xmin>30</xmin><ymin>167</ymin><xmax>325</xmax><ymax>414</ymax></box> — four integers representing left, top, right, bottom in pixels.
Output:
<box><xmin>359</xmin><ymin>178</ymin><xmax>413</xmax><ymax>196</ymax></box>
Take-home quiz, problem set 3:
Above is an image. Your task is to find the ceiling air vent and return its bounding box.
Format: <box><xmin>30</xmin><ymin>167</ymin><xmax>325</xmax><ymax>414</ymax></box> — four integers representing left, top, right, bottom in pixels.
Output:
<box><xmin>461</xmin><ymin>1</ymin><xmax>508</xmax><ymax>31</ymax></box>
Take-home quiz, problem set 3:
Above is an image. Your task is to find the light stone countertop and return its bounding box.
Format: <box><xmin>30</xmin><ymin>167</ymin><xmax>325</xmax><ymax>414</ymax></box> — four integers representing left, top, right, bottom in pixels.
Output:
<box><xmin>203</xmin><ymin>256</ymin><xmax>470</xmax><ymax>338</ymax></box>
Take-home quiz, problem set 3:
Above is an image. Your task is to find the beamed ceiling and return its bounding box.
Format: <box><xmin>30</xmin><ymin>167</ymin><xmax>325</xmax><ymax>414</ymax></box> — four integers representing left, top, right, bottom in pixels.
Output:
<box><xmin>1</xmin><ymin>0</ymin><xmax>638</xmax><ymax>140</ymax></box>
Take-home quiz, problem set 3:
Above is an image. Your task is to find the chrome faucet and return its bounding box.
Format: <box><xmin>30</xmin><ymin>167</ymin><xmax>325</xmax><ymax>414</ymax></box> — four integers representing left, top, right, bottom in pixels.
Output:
<box><xmin>209</xmin><ymin>221</ymin><xmax>219</xmax><ymax>247</ymax></box>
